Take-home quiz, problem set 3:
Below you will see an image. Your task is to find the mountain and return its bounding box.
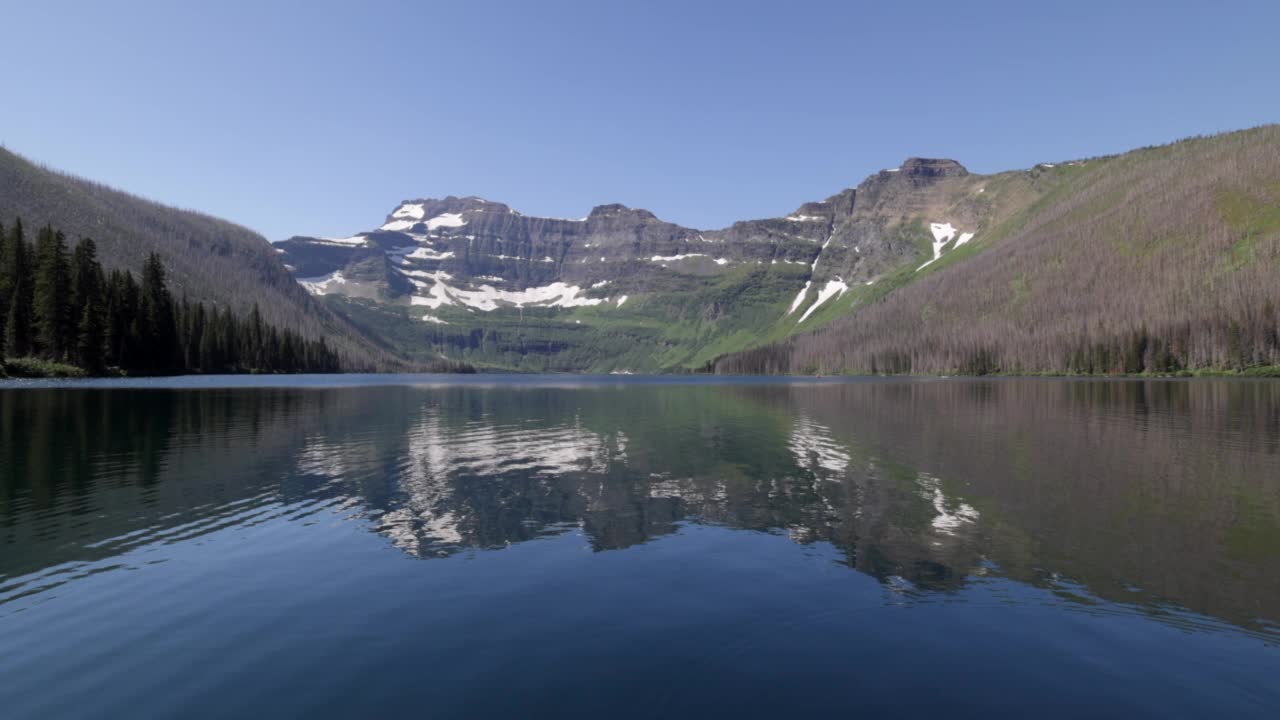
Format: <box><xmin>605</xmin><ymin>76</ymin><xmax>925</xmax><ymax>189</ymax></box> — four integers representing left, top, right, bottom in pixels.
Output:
<box><xmin>279</xmin><ymin>125</ymin><xmax>1280</xmax><ymax>375</ymax></box>
<box><xmin>11</xmin><ymin>125</ymin><xmax>1273</xmax><ymax>377</ymax></box>
<box><xmin>276</xmin><ymin>156</ymin><xmax>1040</xmax><ymax>372</ymax></box>
<box><xmin>715</xmin><ymin>125</ymin><xmax>1280</xmax><ymax>375</ymax></box>
<box><xmin>0</xmin><ymin>148</ymin><xmax>398</xmax><ymax>369</ymax></box>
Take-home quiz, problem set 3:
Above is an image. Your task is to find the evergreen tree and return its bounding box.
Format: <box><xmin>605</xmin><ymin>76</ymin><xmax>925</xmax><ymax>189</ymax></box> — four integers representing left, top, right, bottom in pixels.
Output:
<box><xmin>2</xmin><ymin>222</ymin><xmax>342</xmax><ymax>375</ymax></box>
<box><xmin>0</xmin><ymin>219</ymin><xmax>7</xmax><ymax>358</ymax></box>
<box><xmin>190</xmin><ymin>302</ymin><xmax>207</xmax><ymax>371</ymax></box>
<box><xmin>4</xmin><ymin>221</ymin><xmax>35</xmax><ymax>357</ymax></box>
<box><xmin>77</xmin><ymin>300</ymin><xmax>105</xmax><ymax>374</ymax></box>
<box><xmin>33</xmin><ymin>226</ymin><xmax>73</xmax><ymax>359</ymax></box>
<box><xmin>138</xmin><ymin>253</ymin><xmax>177</xmax><ymax>372</ymax></box>
<box><xmin>70</xmin><ymin>238</ymin><xmax>104</xmax><ymax>322</ymax></box>
<box><xmin>105</xmin><ymin>269</ymin><xmax>140</xmax><ymax>368</ymax></box>
<box><xmin>247</xmin><ymin>303</ymin><xmax>265</xmax><ymax>369</ymax></box>
<box><xmin>69</xmin><ymin>238</ymin><xmax>106</xmax><ymax>367</ymax></box>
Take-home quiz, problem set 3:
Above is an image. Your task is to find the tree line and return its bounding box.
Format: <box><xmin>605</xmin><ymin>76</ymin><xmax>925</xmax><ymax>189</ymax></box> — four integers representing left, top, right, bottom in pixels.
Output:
<box><xmin>1</xmin><ymin>218</ymin><xmax>341</xmax><ymax>375</ymax></box>
<box><xmin>713</xmin><ymin>308</ymin><xmax>1280</xmax><ymax>377</ymax></box>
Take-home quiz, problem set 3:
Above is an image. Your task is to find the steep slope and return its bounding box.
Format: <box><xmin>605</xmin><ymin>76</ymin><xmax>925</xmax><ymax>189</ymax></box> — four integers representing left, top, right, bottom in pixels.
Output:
<box><xmin>279</xmin><ymin>158</ymin><xmax>1027</xmax><ymax>371</ymax></box>
<box><xmin>0</xmin><ymin>148</ymin><xmax>398</xmax><ymax>368</ymax></box>
<box><xmin>714</xmin><ymin>125</ymin><xmax>1280</xmax><ymax>375</ymax></box>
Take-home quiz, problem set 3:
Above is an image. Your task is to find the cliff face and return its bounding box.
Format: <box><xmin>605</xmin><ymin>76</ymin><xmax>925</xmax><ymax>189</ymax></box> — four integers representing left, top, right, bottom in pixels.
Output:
<box><xmin>278</xmin><ymin>157</ymin><xmax>987</xmax><ymax>302</ymax></box>
<box><xmin>274</xmin><ymin>155</ymin><xmax>1014</xmax><ymax>371</ymax></box>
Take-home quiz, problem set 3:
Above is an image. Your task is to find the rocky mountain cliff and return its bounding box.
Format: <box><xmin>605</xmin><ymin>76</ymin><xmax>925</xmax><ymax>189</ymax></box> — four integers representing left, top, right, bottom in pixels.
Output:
<box><xmin>277</xmin><ymin>156</ymin><xmax>1013</xmax><ymax>371</ymax></box>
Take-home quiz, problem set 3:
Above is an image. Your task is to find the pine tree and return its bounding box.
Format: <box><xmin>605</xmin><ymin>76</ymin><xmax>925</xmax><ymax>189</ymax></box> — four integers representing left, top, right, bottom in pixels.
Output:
<box><xmin>198</xmin><ymin>305</ymin><xmax>222</xmax><ymax>372</ymax></box>
<box><xmin>77</xmin><ymin>300</ymin><xmax>105</xmax><ymax>374</ymax></box>
<box><xmin>70</xmin><ymin>238</ymin><xmax>103</xmax><ymax>322</ymax></box>
<box><xmin>190</xmin><ymin>302</ymin><xmax>207</xmax><ymax>371</ymax></box>
<box><xmin>4</xmin><ymin>221</ymin><xmax>35</xmax><ymax>357</ymax></box>
<box><xmin>5</xmin><ymin>224</ymin><xmax>343</xmax><ymax>376</ymax></box>
<box><xmin>247</xmin><ymin>303</ymin><xmax>265</xmax><ymax>370</ymax></box>
<box><xmin>138</xmin><ymin>253</ymin><xmax>177</xmax><ymax>372</ymax></box>
<box><xmin>33</xmin><ymin>226</ymin><xmax>73</xmax><ymax>359</ymax></box>
<box><xmin>105</xmin><ymin>269</ymin><xmax>140</xmax><ymax>369</ymax></box>
<box><xmin>0</xmin><ymin>219</ymin><xmax>7</xmax><ymax>359</ymax></box>
<box><xmin>69</xmin><ymin>238</ymin><xmax>106</xmax><ymax>369</ymax></box>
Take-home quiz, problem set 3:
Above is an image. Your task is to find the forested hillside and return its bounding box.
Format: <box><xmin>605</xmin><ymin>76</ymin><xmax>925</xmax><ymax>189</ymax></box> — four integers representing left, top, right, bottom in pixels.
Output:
<box><xmin>714</xmin><ymin>126</ymin><xmax>1280</xmax><ymax>376</ymax></box>
<box><xmin>0</xmin><ymin>148</ymin><xmax>399</xmax><ymax>369</ymax></box>
<box><xmin>0</xmin><ymin>218</ymin><xmax>342</xmax><ymax>376</ymax></box>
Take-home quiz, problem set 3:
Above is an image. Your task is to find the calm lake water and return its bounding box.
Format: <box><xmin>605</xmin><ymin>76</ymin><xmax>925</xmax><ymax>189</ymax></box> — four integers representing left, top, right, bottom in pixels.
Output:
<box><xmin>2</xmin><ymin>375</ymin><xmax>1278</xmax><ymax>718</ymax></box>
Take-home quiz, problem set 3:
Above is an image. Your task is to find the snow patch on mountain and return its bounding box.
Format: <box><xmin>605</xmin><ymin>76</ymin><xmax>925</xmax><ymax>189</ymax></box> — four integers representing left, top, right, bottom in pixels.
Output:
<box><xmin>812</xmin><ymin>232</ymin><xmax>835</xmax><ymax>273</ymax></box>
<box><xmin>786</xmin><ymin>281</ymin><xmax>812</xmax><ymax>316</ymax></box>
<box><xmin>651</xmin><ymin>253</ymin><xmax>706</xmax><ymax>262</ymax></box>
<box><xmin>426</xmin><ymin>212</ymin><xmax>467</xmax><ymax>231</ymax></box>
<box><xmin>917</xmin><ymin>222</ymin><xmax>976</xmax><ymax>271</ymax></box>
<box><xmin>318</xmin><ymin>235</ymin><xmax>369</xmax><ymax>246</ymax></box>
<box><xmin>798</xmin><ymin>279</ymin><xmax>848</xmax><ymax>323</ymax></box>
<box><xmin>381</xmin><ymin>211</ymin><xmax>469</xmax><ymax>233</ymax></box>
<box><xmin>392</xmin><ymin>203</ymin><xmax>427</xmax><ymax>220</ymax></box>
<box><xmin>298</xmin><ymin>271</ymin><xmax>347</xmax><ymax>294</ymax></box>
<box><xmin>405</xmin><ymin>276</ymin><xmax>606</xmax><ymax>312</ymax></box>
<box><xmin>403</xmin><ymin>246</ymin><xmax>455</xmax><ymax>261</ymax></box>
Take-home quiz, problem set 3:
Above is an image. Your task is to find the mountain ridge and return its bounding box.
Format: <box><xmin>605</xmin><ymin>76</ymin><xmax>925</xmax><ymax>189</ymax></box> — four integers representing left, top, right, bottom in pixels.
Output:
<box><xmin>277</xmin><ymin>125</ymin><xmax>1280</xmax><ymax>375</ymax></box>
<box><xmin>8</xmin><ymin>124</ymin><xmax>1275</xmax><ymax>376</ymax></box>
<box><xmin>714</xmin><ymin>124</ymin><xmax>1280</xmax><ymax>375</ymax></box>
<box><xmin>274</xmin><ymin>152</ymin><xmax>1027</xmax><ymax>371</ymax></box>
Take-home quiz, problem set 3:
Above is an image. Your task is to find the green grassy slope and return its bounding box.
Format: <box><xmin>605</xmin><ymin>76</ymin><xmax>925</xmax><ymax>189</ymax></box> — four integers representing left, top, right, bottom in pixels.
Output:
<box><xmin>325</xmin><ymin>262</ymin><xmax>816</xmax><ymax>372</ymax></box>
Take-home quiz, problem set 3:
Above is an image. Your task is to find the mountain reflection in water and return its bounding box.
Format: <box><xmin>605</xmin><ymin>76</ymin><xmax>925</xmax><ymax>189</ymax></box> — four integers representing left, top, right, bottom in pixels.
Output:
<box><xmin>4</xmin><ymin>378</ymin><xmax>1277</xmax><ymax>643</ymax></box>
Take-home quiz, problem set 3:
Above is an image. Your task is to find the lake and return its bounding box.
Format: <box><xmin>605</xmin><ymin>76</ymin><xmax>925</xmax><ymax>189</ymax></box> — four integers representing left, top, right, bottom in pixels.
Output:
<box><xmin>2</xmin><ymin>375</ymin><xmax>1278</xmax><ymax>718</ymax></box>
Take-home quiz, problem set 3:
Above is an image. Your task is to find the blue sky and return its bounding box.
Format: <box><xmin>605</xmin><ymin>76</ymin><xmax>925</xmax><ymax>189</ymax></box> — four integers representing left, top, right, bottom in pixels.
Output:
<box><xmin>2</xmin><ymin>0</ymin><xmax>1277</xmax><ymax>240</ymax></box>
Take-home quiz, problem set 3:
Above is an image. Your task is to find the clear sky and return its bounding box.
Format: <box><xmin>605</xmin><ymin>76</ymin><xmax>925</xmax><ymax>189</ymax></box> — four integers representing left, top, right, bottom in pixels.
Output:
<box><xmin>2</xmin><ymin>0</ymin><xmax>1277</xmax><ymax>240</ymax></box>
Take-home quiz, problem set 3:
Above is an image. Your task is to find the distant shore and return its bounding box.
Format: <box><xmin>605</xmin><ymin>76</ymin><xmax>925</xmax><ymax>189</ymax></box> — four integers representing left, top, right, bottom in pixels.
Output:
<box><xmin>4</xmin><ymin>357</ymin><xmax>1278</xmax><ymax>382</ymax></box>
<box><xmin>0</xmin><ymin>357</ymin><xmax>476</xmax><ymax>380</ymax></box>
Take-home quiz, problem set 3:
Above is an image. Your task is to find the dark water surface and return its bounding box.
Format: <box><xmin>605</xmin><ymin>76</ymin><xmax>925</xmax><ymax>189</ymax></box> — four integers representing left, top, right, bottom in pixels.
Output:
<box><xmin>2</xmin><ymin>375</ymin><xmax>1278</xmax><ymax>718</ymax></box>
